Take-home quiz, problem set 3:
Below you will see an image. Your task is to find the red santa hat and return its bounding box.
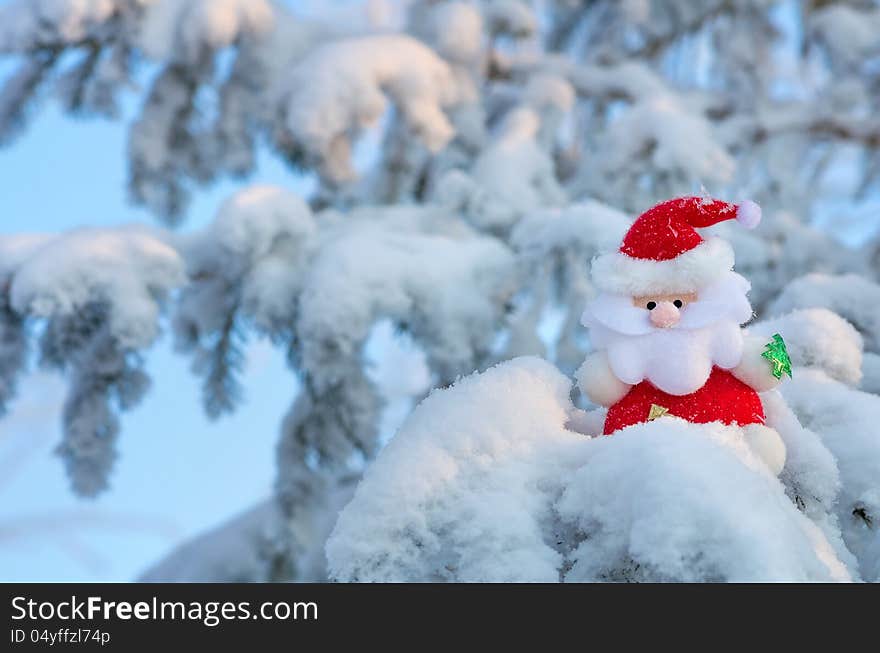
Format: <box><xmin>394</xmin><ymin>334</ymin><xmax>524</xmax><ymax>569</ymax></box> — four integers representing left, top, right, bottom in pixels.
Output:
<box><xmin>591</xmin><ymin>196</ymin><xmax>761</xmax><ymax>296</ymax></box>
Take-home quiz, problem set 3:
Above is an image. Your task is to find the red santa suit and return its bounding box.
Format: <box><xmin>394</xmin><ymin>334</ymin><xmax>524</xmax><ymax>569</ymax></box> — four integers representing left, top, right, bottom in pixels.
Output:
<box><xmin>602</xmin><ymin>367</ymin><xmax>765</xmax><ymax>435</ymax></box>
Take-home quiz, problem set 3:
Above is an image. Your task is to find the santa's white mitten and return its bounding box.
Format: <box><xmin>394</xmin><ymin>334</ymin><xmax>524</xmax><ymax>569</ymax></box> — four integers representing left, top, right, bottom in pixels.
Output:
<box><xmin>731</xmin><ymin>333</ymin><xmax>784</xmax><ymax>392</ymax></box>
<box><xmin>742</xmin><ymin>424</ymin><xmax>786</xmax><ymax>476</ymax></box>
<box><xmin>576</xmin><ymin>351</ymin><xmax>632</xmax><ymax>407</ymax></box>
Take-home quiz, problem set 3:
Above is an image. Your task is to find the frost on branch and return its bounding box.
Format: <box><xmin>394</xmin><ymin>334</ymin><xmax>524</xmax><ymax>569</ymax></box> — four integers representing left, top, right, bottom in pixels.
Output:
<box><xmin>809</xmin><ymin>4</ymin><xmax>880</xmax><ymax>71</ymax></box>
<box><xmin>435</xmin><ymin>107</ymin><xmax>568</xmax><ymax>234</ymax></box>
<box><xmin>129</xmin><ymin>0</ymin><xmax>276</xmax><ymax>222</ymax></box>
<box><xmin>0</xmin><ymin>0</ymin><xmax>309</xmax><ymax>222</ymax></box>
<box><xmin>174</xmin><ymin>185</ymin><xmax>316</xmax><ymax>418</ymax></box>
<box><xmin>296</xmin><ymin>209</ymin><xmax>516</xmax><ymax>388</ymax></box>
<box><xmin>136</xmin><ymin>0</ymin><xmax>274</xmax><ymax>64</ymax></box>
<box><xmin>506</xmin><ymin>200</ymin><xmax>630</xmax><ymax>368</ymax></box>
<box><xmin>0</xmin><ymin>0</ymin><xmax>145</xmax><ymax>141</ymax></box>
<box><xmin>278</xmin><ymin>207</ymin><xmax>517</xmax><ymax>519</ymax></box>
<box><xmin>781</xmin><ymin>370</ymin><xmax>880</xmax><ymax>582</ymax></box>
<box><xmin>769</xmin><ymin>275</ymin><xmax>880</xmax><ymax>355</ymax></box>
<box><xmin>0</xmin><ymin>293</ymin><xmax>27</xmax><ymax>418</ymax></box>
<box><xmin>575</xmin><ymin>91</ymin><xmax>735</xmax><ymax>207</ymax></box>
<box><xmin>275</xmin><ymin>34</ymin><xmax>461</xmax><ymax>186</ymax></box>
<box><xmin>327</xmin><ymin>357</ymin><xmax>852</xmax><ymax>582</ymax></box>
<box><xmin>0</xmin><ymin>227</ymin><xmax>183</xmax><ymax>496</ymax></box>
<box><xmin>502</xmin><ymin>57</ymin><xmax>734</xmax><ymax>212</ymax></box>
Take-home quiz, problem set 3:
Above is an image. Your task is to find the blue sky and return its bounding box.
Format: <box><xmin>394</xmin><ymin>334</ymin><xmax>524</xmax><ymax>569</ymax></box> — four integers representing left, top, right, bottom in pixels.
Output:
<box><xmin>0</xmin><ymin>69</ymin><xmax>313</xmax><ymax>582</ymax></box>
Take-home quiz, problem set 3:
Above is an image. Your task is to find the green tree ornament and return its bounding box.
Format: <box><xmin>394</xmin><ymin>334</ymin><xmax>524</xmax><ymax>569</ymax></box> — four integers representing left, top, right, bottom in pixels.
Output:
<box><xmin>762</xmin><ymin>333</ymin><xmax>792</xmax><ymax>379</ymax></box>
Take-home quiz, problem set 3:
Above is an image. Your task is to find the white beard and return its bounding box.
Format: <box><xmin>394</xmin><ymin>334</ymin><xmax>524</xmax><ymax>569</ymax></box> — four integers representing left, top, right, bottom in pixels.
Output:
<box><xmin>583</xmin><ymin>272</ymin><xmax>751</xmax><ymax>396</ymax></box>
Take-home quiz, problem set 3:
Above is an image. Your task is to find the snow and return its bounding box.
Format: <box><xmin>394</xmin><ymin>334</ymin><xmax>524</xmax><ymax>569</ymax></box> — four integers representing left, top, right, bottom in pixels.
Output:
<box><xmin>559</xmin><ymin>416</ymin><xmax>848</xmax><ymax>582</ymax></box>
<box><xmin>600</xmin><ymin>94</ymin><xmax>735</xmax><ymax>186</ymax></box>
<box><xmin>296</xmin><ymin>212</ymin><xmax>516</xmax><ymax>385</ymax></box>
<box><xmin>182</xmin><ymin>185</ymin><xmax>317</xmax><ymax>335</ymax></box>
<box><xmin>810</xmin><ymin>5</ymin><xmax>880</xmax><ymax>65</ymax></box>
<box><xmin>0</xmin><ymin>0</ymin><xmax>120</xmax><ymax>52</ymax></box>
<box><xmin>512</xmin><ymin>200</ymin><xmax>630</xmax><ymax>265</ymax></box>
<box><xmin>427</xmin><ymin>2</ymin><xmax>484</xmax><ymax>65</ymax></box>
<box><xmin>760</xmin><ymin>390</ymin><xmax>842</xmax><ymax>534</ymax></box>
<box><xmin>327</xmin><ymin>357</ymin><xmax>853</xmax><ymax>582</ymax></box>
<box><xmin>137</xmin><ymin>0</ymin><xmax>274</xmax><ymax>62</ymax></box>
<box><xmin>504</xmin><ymin>200</ymin><xmax>631</xmax><ymax>368</ymax></box>
<box><xmin>718</xmin><ymin>213</ymin><xmax>860</xmax><ymax>311</ymax></box>
<box><xmin>0</xmin><ymin>226</ymin><xmax>184</xmax><ymax>496</ymax></box>
<box><xmin>437</xmin><ymin>107</ymin><xmax>567</xmax><ymax>232</ymax></box>
<box><xmin>2</xmin><ymin>226</ymin><xmax>183</xmax><ymax>349</ymax></box>
<box><xmin>484</xmin><ymin>0</ymin><xmax>537</xmax><ymax>38</ymax></box>
<box><xmin>781</xmin><ymin>369</ymin><xmax>880</xmax><ymax>582</ymax></box>
<box><xmin>751</xmin><ymin>308</ymin><xmax>863</xmax><ymax>387</ymax></box>
<box><xmin>523</xmin><ymin>73</ymin><xmax>576</xmax><ymax>115</ymax></box>
<box><xmin>172</xmin><ymin>186</ymin><xmax>317</xmax><ymax>417</ymax></box>
<box><xmin>278</xmin><ymin>34</ymin><xmax>461</xmax><ymax>182</ymax></box>
<box><xmin>769</xmin><ymin>274</ymin><xmax>880</xmax><ymax>353</ymax></box>
<box><xmin>327</xmin><ymin>357</ymin><xmax>587</xmax><ymax>582</ymax></box>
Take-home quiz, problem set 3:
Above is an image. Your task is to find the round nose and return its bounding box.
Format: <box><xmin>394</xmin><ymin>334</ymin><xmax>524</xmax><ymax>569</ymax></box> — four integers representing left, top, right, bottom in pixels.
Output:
<box><xmin>650</xmin><ymin>301</ymin><xmax>680</xmax><ymax>328</ymax></box>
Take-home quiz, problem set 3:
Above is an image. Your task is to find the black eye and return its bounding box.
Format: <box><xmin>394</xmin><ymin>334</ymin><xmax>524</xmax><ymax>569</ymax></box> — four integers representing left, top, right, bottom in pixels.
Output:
<box><xmin>646</xmin><ymin>301</ymin><xmax>657</xmax><ymax>310</ymax></box>
<box><xmin>673</xmin><ymin>299</ymin><xmax>683</xmax><ymax>308</ymax></box>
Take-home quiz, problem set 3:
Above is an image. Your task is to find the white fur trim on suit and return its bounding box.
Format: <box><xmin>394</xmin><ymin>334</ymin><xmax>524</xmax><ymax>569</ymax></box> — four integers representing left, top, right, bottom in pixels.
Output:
<box><xmin>591</xmin><ymin>237</ymin><xmax>735</xmax><ymax>296</ymax></box>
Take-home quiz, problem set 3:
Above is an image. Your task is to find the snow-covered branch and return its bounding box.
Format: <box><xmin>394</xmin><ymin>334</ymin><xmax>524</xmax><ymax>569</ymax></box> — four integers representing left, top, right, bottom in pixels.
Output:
<box><xmin>0</xmin><ymin>227</ymin><xmax>183</xmax><ymax>495</ymax></box>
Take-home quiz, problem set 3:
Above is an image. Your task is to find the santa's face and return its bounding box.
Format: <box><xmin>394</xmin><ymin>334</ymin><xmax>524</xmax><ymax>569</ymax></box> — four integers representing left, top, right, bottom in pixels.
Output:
<box><xmin>582</xmin><ymin>272</ymin><xmax>753</xmax><ymax>396</ymax></box>
<box><xmin>631</xmin><ymin>292</ymin><xmax>697</xmax><ymax>328</ymax></box>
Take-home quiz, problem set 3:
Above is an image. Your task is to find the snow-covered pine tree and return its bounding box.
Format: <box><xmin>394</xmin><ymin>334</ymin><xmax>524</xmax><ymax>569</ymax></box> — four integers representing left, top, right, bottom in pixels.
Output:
<box><xmin>0</xmin><ymin>0</ymin><xmax>878</xmax><ymax>581</ymax></box>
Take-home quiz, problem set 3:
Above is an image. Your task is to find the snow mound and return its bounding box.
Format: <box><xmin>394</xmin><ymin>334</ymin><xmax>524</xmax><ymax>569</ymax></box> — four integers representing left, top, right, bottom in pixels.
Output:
<box><xmin>782</xmin><ymin>369</ymin><xmax>880</xmax><ymax>581</ymax></box>
<box><xmin>559</xmin><ymin>416</ymin><xmax>849</xmax><ymax>582</ymax></box>
<box><xmin>326</xmin><ymin>357</ymin><xmax>587</xmax><ymax>582</ymax></box>
<box><xmin>327</xmin><ymin>357</ymin><xmax>852</xmax><ymax>582</ymax></box>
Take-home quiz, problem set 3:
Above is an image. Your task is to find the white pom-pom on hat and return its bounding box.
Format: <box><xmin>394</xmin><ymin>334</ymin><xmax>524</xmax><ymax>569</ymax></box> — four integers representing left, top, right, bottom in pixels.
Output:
<box><xmin>736</xmin><ymin>200</ymin><xmax>762</xmax><ymax>230</ymax></box>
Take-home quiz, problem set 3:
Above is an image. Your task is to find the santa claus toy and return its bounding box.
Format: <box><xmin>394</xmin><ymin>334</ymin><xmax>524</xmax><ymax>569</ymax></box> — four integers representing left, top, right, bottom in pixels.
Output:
<box><xmin>577</xmin><ymin>196</ymin><xmax>793</xmax><ymax>475</ymax></box>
